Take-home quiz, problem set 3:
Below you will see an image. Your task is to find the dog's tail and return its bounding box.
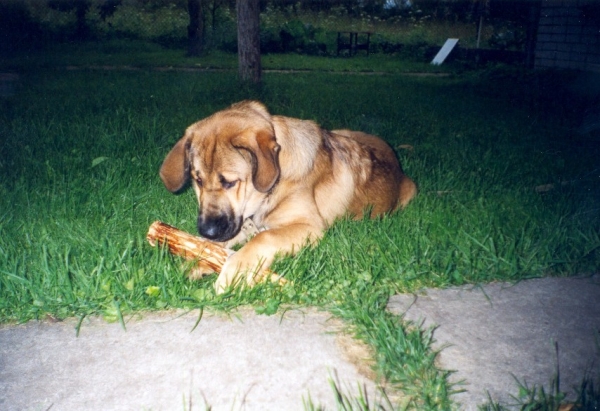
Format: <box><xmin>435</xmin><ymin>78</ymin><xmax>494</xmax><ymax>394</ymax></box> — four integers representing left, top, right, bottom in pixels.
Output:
<box><xmin>398</xmin><ymin>176</ymin><xmax>417</xmax><ymax>209</ymax></box>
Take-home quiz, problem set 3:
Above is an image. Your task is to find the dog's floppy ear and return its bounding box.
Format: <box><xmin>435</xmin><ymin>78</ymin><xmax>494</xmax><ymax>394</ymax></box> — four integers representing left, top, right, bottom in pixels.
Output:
<box><xmin>159</xmin><ymin>136</ymin><xmax>190</xmax><ymax>193</ymax></box>
<box><xmin>230</xmin><ymin>100</ymin><xmax>271</xmax><ymax>120</ymax></box>
<box><xmin>233</xmin><ymin>130</ymin><xmax>280</xmax><ymax>193</ymax></box>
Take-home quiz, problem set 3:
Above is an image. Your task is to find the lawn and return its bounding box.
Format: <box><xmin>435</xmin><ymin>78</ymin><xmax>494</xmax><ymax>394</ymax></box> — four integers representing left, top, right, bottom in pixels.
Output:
<box><xmin>1</xmin><ymin>39</ymin><xmax>449</xmax><ymax>74</ymax></box>
<box><xmin>0</xmin><ymin>48</ymin><xmax>598</xmax><ymax>409</ymax></box>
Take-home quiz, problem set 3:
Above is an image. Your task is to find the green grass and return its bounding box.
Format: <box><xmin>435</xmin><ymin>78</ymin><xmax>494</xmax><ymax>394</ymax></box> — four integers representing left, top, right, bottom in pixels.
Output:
<box><xmin>0</xmin><ymin>54</ymin><xmax>598</xmax><ymax>410</ymax></box>
<box><xmin>0</xmin><ymin>39</ymin><xmax>450</xmax><ymax>74</ymax></box>
<box><xmin>479</xmin><ymin>368</ymin><xmax>600</xmax><ymax>411</ymax></box>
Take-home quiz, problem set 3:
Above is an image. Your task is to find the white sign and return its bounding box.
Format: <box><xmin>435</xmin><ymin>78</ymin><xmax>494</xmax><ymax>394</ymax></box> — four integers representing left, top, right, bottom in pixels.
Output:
<box><xmin>431</xmin><ymin>38</ymin><xmax>459</xmax><ymax>65</ymax></box>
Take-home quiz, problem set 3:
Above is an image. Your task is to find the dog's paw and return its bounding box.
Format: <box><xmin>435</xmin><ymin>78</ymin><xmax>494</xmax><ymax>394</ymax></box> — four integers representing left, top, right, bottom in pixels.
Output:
<box><xmin>213</xmin><ymin>256</ymin><xmax>264</xmax><ymax>294</ymax></box>
<box><xmin>214</xmin><ymin>272</ymin><xmax>238</xmax><ymax>295</ymax></box>
<box><xmin>214</xmin><ymin>267</ymin><xmax>247</xmax><ymax>295</ymax></box>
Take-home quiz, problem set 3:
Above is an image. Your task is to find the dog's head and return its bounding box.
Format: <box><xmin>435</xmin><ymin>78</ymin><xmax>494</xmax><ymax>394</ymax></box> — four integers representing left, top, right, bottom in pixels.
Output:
<box><xmin>159</xmin><ymin>101</ymin><xmax>281</xmax><ymax>242</ymax></box>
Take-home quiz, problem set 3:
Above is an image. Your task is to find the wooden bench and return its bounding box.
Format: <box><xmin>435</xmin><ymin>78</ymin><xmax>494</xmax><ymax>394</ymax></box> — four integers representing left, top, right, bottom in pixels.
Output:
<box><xmin>337</xmin><ymin>31</ymin><xmax>373</xmax><ymax>56</ymax></box>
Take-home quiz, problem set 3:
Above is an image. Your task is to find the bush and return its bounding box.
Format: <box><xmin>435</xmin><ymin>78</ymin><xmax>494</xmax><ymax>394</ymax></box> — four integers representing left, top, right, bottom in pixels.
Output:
<box><xmin>102</xmin><ymin>4</ymin><xmax>187</xmax><ymax>44</ymax></box>
<box><xmin>261</xmin><ymin>19</ymin><xmax>327</xmax><ymax>55</ymax></box>
<box><xmin>205</xmin><ymin>8</ymin><xmax>237</xmax><ymax>52</ymax></box>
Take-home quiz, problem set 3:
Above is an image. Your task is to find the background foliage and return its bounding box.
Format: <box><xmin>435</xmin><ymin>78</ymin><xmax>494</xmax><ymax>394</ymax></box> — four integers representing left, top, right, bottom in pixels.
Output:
<box><xmin>0</xmin><ymin>0</ymin><xmax>531</xmax><ymax>56</ymax></box>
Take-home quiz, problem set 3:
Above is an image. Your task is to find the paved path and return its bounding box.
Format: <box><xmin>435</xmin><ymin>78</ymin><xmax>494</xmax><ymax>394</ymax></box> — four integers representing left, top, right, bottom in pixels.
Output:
<box><xmin>0</xmin><ymin>309</ymin><xmax>378</xmax><ymax>411</ymax></box>
<box><xmin>387</xmin><ymin>275</ymin><xmax>600</xmax><ymax>409</ymax></box>
<box><xmin>1</xmin><ymin>275</ymin><xmax>598</xmax><ymax>410</ymax></box>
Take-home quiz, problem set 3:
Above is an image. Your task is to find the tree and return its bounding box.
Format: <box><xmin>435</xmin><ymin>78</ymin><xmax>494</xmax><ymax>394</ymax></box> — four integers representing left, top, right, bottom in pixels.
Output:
<box><xmin>48</xmin><ymin>0</ymin><xmax>91</xmax><ymax>40</ymax></box>
<box><xmin>206</xmin><ymin>0</ymin><xmax>229</xmax><ymax>34</ymax></box>
<box><xmin>236</xmin><ymin>0</ymin><xmax>261</xmax><ymax>83</ymax></box>
<box><xmin>187</xmin><ymin>0</ymin><xmax>205</xmax><ymax>56</ymax></box>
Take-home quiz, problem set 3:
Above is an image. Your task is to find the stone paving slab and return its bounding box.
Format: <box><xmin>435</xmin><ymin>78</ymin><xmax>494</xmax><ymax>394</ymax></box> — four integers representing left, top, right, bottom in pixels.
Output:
<box><xmin>0</xmin><ymin>309</ymin><xmax>377</xmax><ymax>411</ymax></box>
<box><xmin>387</xmin><ymin>275</ymin><xmax>600</xmax><ymax>410</ymax></box>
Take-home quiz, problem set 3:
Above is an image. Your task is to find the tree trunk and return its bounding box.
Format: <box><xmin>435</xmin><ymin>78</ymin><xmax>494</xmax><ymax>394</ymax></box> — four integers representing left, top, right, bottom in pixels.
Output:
<box><xmin>74</xmin><ymin>0</ymin><xmax>90</xmax><ymax>40</ymax></box>
<box><xmin>525</xmin><ymin>4</ymin><xmax>541</xmax><ymax>69</ymax></box>
<box><xmin>187</xmin><ymin>0</ymin><xmax>204</xmax><ymax>56</ymax></box>
<box><xmin>236</xmin><ymin>0</ymin><xmax>261</xmax><ymax>83</ymax></box>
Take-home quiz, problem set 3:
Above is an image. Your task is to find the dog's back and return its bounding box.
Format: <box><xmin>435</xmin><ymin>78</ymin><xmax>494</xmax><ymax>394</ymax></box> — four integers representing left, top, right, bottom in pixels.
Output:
<box><xmin>330</xmin><ymin>129</ymin><xmax>417</xmax><ymax>215</ymax></box>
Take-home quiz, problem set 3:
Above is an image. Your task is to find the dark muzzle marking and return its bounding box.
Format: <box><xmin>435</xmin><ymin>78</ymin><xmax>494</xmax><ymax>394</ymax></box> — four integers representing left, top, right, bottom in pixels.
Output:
<box><xmin>197</xmin><ymin>213</ymin><xmax>240</xmax><ymax>242</ymax></box>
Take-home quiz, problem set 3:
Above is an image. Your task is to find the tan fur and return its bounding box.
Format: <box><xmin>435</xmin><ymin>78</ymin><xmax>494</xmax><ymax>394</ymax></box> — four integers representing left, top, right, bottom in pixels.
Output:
<box><xmin>160</xmin><ymin>101</ymin><xmax>417</xmax><ymax>293</ymax></box>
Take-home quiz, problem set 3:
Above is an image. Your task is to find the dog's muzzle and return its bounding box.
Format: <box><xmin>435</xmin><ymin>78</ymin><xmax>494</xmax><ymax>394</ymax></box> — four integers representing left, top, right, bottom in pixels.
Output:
<box><xmin>197</xmin><ymin>213</ymin><xmax>241</xmax><ymax>242</ymax></box>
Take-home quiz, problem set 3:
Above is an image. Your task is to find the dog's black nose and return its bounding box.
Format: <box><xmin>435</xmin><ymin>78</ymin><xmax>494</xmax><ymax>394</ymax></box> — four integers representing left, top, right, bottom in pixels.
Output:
<box><xmin>197</xmin><ymin>214</ymin><xmax>231</xmax><ymax>241</ymax></box>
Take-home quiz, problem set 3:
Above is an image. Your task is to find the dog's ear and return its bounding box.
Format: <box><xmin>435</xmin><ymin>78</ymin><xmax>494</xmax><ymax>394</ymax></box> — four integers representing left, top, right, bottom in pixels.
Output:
<box><xmin>159</xmin><ymin>136</ymin><xmax>190</xmax><ymax>193</ymax></box>
<box><xmin>232</xmin><ymin>130</ymin><xmax>280</xmax><ymax>193</ymax></box>
<box><xmin>230</xmin><ymin>100</ymin><xmax>271</xmax><ymax>121</ymax></box>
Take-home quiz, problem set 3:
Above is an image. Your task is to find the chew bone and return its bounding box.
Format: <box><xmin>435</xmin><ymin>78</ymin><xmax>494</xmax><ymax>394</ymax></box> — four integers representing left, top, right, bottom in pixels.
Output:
<box><xmin>147</xmin><ymin>221</ymin><xmax>232</xmax><ymax>275</ymax></box>
<box><xmin>146</xmin><ymin>221</ymin><xmax>286</xmax><ymax>285</ymax></box>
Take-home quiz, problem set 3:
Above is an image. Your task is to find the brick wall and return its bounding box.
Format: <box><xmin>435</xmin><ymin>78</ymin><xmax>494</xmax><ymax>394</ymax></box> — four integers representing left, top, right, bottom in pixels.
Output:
<box><xmin>535</xmin><ymin>0</ymin><xmax>600</xmax><ymax>72</ymax></box>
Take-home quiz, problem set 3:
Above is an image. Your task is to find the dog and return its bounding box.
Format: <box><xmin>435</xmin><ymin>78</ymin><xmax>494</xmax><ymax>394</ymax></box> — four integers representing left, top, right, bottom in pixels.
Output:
<box><xmin>159</xmin><ymin>101</ymin><xmax>416</xmax><ymax>293</ymax></box>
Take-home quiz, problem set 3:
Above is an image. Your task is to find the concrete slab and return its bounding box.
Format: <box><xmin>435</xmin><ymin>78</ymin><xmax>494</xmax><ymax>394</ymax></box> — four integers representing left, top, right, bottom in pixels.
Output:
<box><xmin>1</xmin><ymin>276</ymin><xmax>598</xmax><ymax>411</ymax></box>
<box><xmin>0</xmin><ymin>309</ymin><xmax>378</xmax><ymax>411</ymax></box>
<box><xmin>387</xmin><ymin>275</ymin><xmax>600</xmax><ymax>410</ymax></box>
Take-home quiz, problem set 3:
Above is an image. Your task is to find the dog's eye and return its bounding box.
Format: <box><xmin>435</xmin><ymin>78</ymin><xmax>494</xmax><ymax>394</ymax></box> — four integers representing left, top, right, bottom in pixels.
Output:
<box><xmin>220</xmin><ymin>177</ymin><xmax>237</xmax><ymax>190</ymax></box>
<box><xmin>195</xmin><ymin>177</ymin><xmax>203</xmax><ymax>187</ymax></box>
<box><xmin>222</xmin><ymin>180</ymin><xmax>237</xmax><ymax>190</ymax></box>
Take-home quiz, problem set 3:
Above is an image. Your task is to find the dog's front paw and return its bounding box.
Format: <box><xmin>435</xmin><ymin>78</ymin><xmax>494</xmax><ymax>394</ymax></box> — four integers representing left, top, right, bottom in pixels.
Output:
<box><xmin>214</xmin><ymin>265</ymin><xmax>246</xmax><ymax>295</ymax></box>
<box><xmin>214</xmin><ymin>255</ymin><xmax>266</xmax><ymax>294</ymax></box>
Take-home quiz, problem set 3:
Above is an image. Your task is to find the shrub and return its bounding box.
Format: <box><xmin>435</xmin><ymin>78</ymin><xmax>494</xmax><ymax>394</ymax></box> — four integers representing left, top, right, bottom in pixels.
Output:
<box><xmin>261</xmin><ymin>19</ymin><xmax>327</xmax><ymax>55</ymax></box>
<box><xmin>102</xmin><ymin>4</ymin><xmax>187</xmax><ymax>44</ymax></box>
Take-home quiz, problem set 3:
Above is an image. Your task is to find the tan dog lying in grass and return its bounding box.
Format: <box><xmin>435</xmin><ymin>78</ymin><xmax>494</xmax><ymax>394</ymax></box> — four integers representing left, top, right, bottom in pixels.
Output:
<box><xmin>160</xmin><ymin>101</ymin><xmax>416</xmax><ymax>293</ymax></box>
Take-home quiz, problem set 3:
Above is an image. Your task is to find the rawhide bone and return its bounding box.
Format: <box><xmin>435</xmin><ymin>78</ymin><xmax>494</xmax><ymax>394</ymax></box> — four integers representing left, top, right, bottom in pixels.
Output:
<box><xmin>146</xmin><ymin>221</ymin><xmax>286</xmax><ymax>285</ymax></box>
